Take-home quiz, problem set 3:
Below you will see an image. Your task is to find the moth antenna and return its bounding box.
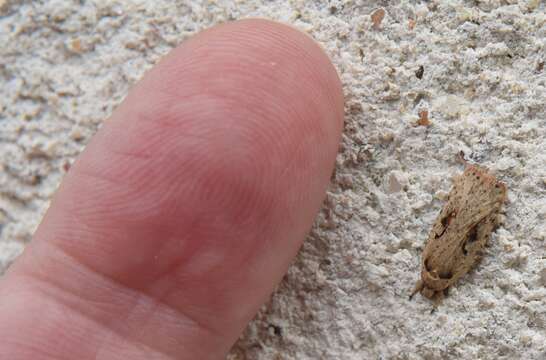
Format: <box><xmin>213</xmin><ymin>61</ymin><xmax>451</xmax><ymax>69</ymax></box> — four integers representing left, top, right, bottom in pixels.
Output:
<box><xmin>409</xmin><ymin>280</ymin><xmax>423</xmax><ymax>300</ymax></box>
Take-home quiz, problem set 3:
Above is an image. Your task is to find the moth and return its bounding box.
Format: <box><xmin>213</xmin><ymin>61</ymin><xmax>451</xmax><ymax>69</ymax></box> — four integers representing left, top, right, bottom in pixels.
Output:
<box><xmin>410</xmin><ymin>164</ymin><xmax>507</xmax><ymax>307</ymax></box>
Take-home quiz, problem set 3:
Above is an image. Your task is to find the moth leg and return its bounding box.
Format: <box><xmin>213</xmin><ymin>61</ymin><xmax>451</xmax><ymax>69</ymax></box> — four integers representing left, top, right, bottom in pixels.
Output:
<box><xmin>429</xmin><ymin>291</ymin><xmax>445</xmax><ymax>314</ymax></box>
<box><xmin>409</xmin><ymin>280</ymin><xmax>423</xmax><ymax>300</ymax></box>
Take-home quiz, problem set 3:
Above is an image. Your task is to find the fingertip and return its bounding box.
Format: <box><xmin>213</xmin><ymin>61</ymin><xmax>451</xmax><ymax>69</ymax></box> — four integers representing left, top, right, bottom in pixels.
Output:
<box><xmin>4</xmin><ymin>19</ymin><xmax>345</xmax><ymax>359</ymax></box>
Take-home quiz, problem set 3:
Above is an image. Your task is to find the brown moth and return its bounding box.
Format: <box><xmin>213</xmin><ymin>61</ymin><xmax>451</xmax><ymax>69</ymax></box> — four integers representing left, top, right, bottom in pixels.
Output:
<box><xmin>410</xmin><ymin>164</ymin><xmax>507</xmax><ymax>307</ymax></box>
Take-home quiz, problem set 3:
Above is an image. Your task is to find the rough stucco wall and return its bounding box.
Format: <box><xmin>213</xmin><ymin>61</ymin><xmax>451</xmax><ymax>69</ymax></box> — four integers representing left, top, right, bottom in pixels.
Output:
<box><xmin>1</xmin><ymin>1</ymin><xmax>545</xmax><ymax>359</ymax></box>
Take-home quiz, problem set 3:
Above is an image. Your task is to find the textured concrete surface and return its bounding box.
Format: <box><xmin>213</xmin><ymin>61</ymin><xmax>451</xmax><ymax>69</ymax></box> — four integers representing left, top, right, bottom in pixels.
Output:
<box><xmin>1</xmin><ymin>1</ymin><xmax>545</xmax><ymax>359</ymax></box>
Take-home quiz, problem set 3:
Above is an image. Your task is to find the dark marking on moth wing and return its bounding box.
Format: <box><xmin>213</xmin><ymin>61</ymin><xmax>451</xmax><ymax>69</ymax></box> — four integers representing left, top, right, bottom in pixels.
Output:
<box><xmin>467</xmin><ymin>224</ymin><xmax>478</xmax><ymax>243</ymax></box>
<box><xmin>462</xmin><ymin>223</ymin><xmax>479</xmax><ymax>255</ymax></box>
<box><xmin>441</xmin><ymin>215</ymin><xmax>450</xmax><ymax>227</ymax></box>
<box><xmin>436</xmin><ymin>211</ymin><xmax>456</xmax><ymax>238</ymax></box>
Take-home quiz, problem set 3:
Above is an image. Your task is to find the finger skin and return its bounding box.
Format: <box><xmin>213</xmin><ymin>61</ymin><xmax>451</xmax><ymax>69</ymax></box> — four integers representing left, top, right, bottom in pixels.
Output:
<box><xmin>0</xmin><ymin>19</ymin><xmax>344</xmax><ymax>359</ymax></box>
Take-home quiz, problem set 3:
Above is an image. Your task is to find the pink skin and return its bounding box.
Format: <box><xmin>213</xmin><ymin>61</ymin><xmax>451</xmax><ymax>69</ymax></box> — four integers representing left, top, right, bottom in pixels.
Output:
<box><xmin>0</xmin><ymin>20</ymin><xmax>344</xmax><ymax>359</ymax></box>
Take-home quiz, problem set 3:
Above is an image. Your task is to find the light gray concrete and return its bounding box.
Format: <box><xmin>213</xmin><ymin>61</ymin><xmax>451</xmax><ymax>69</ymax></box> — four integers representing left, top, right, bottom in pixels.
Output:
<box><xmin>1</xmin><ymin>1</ymin><xmax>545</xmax><ymax>359</ymax></box>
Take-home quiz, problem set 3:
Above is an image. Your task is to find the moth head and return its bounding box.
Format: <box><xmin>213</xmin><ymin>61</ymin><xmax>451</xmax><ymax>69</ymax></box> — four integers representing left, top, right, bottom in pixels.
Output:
<box><xmin>421</xmin><ymin>286</ymin><xmax>436</xmax><ymax>299</ymax></box>
<box><xmin>422</xmin><ymin>258</ymin><xmax>452</xmax><ymax>291</ymax></box>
